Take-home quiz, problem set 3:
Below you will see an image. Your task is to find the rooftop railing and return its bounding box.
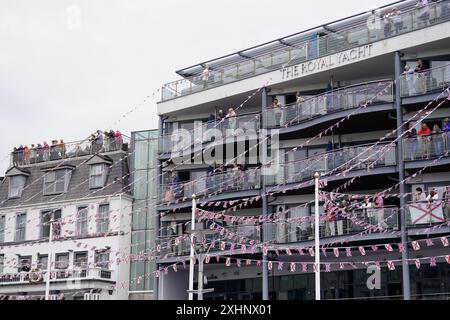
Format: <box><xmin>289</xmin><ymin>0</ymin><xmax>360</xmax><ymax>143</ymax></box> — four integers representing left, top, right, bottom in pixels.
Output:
<box><xmin>0</xmin><ymin>268</ymin><xmax>113</xmax><ymax>285</ymax></box>
<box><xmin>159</xmin><ymin>112</ymin><xmax>260</xmax><ymax>154</ymax></box>
<box><xmin>263</xmin><ymin>206</ymin><xmax>399</xmax><ymax>243</ymax></box>
<box><xmin>266</xmin><ymin>142</ymin><xmax>397</xmax><ymax>186</ymax></box>
<box><xmin>161</xmin><ymin>0</ymin><xmax>450</xmax><ymax>101</ymax></box>
<box><xmin>400</xmin><ymin>63</ymin><xmax>450</xmax><ymax>97</ymax></box>
<box><xmin>264</xmin><ymin>80</ymin><xmax>394</xmax><ymax>129</ymax></box>
<box><xmin>10</xmin><ymin>135</ymin><xmax>130</xmax><ymax>167</ymax></box>
<box><xmin>159</xmin><ymin>168</ymin><xmax>261</xmax><ymax>204</ymax></box>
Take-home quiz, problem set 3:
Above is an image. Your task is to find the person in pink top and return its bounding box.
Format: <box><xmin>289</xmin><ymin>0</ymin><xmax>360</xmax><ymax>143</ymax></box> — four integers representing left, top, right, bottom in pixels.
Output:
<box><xmin>23</xmin><ymin>145</ymin><xmax>31</xmax><ymax>165</ymax></box>
<box><xmin>114</xmin><ymin>130</ymin><xmax>123</xmax><ymax>150</ymax></box>
<box><xmin>43</xmin><ymin>141</ymin><xmax>50</xmax><ymax>161</ymax></box>
<box><xmin>417</xmin><ymin>122</ymin><xmax>431</xmax><ymax>158</ymax></box>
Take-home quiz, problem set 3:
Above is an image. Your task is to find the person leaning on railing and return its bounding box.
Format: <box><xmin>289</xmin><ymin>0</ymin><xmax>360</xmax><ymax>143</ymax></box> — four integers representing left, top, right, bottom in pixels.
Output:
<box><xmin>418</xmin><ymin>122</ymin><xmax>431</xmax><ymax>159</ymax></box>
<box><xmin>431</xmin><ymin>124</ymin><xmax>444</xmax><ymax>156</ymax></box>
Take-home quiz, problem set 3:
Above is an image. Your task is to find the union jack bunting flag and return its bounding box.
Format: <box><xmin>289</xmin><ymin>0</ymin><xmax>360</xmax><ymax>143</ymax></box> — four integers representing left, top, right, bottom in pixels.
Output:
<box><xmin>359</xmin><ymin>246</ymin><xmax>366</xmax><ymax>256</ymax></box>
<box><xmin>412</xmin><ymin>241</ymin><xmax>421</xmax><ymax>251</ymax></box>
<box><xmin>441</xmin><ymin>237</ymin><xmax>449</xmax><ymax>247</ymax></box>
<box><xmin>334</xmin><ymin>248</ymin><xmax>340</xmax><ymax>257</ymax></box>
<box><xmin>225</xmin><ymin>258</ymin><xmax>231</xmax><ymax>266</ymax></box>
<box><xmin>430</xmin><ymin>257</ymin><xmax>437</xmax><ymax>267</ymax></box>
<box><xmin>290</xmin><ymin>263</ymin><xmax>296</xmax><ymax>272</ymax></box>
<box><xmin>387</xmin><ymin>261</ymin><xmax>395</xmax><ymax>270</ymax></box>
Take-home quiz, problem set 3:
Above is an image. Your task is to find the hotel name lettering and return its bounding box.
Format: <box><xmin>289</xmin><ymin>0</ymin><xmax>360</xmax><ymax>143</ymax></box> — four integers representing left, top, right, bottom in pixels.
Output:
<box><xmin>280</xmin><ymin>44</ymin><xmax>373</xmax><ymax>80</ymax></box>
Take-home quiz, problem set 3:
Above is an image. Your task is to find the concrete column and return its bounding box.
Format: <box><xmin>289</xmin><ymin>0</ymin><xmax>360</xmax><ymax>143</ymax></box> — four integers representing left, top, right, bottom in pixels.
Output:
<box><xmin>261</xmin><ymin>87</ymin><xmax>269</xmax><ymax>300</ymax></box>
<box><xmin>395</xmin><ymin>51</ymin><xmax>411</xmax><ymax>300</ymax></box>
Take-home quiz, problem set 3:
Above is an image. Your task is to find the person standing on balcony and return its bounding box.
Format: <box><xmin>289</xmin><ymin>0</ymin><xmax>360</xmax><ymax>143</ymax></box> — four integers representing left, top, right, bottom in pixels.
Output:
<box><xmin>227</xmin><ymin>107</ymin><xmax>237</xmax><ymax>131</ymax></box>
<box><xmin>391</xmin><ymin>8</ymin><xmax>403</xmax><ymax>34</ymax></box>
<box><xmin>426</xmin><ymin>188</ymin><xmax>439</xmax><ymax>202</ymax></box>
<box><xmin>202</xmin><ymin>66</ymin><xmax>210</xmax><ymax>88</ymax></box>
<box><xmin>59</xmin><ymin>139</ymin><xmax>66</xmax><ymax>158</ymax></box>
<box><xmin>443</xmin><ymin>118</ymin><xmax>450</xmax><ymax>151</ymax></box>
<box><xmin>30</xmin><ymin>144</ymin><xmax>36</xmax><ymax>164</ymax></box>
<box><xmin>402</xmin><ymin>65</ymin><xmax>415</xmax><ymax>96</ymax></box>
<box><xmin>418</xmin><ymin>122</ymin><xmax>431</xmax><ymax>158</ymax></box>
<box><xmin>382</xmin><ymin>9</ymin><xmax>394</xmax><ymax>37</ymax></box>
<box><xmin>414</xmin><ymin>59</ymin><xmax>427</xmax><ymax>94</ymax></box>
<box><xmin>414</xmin><ymin>187</ymin><xmax>427</xmax><ymax>202</ymax></box>
<box><xmin>271</xmin><ymin>98</ymin><xmax>284</xmax><ymax>127</ymax></box>
<box><xmin>207</xmin><ymin>114</ymin><xmax>215</xmax><ymax>129</ymax></box>
<box><xmin>405</xmin><ymin>124</ymin><xmax>418</xmax><ymax>160</ymax></box>
<box><xmin>431</xmin><ymin>124</ymin><xmax>443</xmax><ymax>156</ymax></box>
<box><xmin>217</xmin><ymin>109</ymin><xmax>226</xmax><ymax>132</ymax></box>
<box><xmin>416</xmin><ymin>0</ymin><xmax>430</xmax><ymax>26</ymax></box>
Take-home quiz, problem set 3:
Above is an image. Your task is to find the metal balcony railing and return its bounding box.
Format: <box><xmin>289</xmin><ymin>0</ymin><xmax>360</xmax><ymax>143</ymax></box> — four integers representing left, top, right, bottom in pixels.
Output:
<box><xmin>156</xmin><ymin>225</ymin><xmax>262</xmax><ymax>257</ymax></box>
<box><xmin>400</xmin><ymin>63</ymin><xmax>450</xmax><ymax>97</ymax></box>
<box><xmin>266</xmin><ymin>142</ymin><xmax>397</xmax><ymax>186</ymax></box>
<box><xmin>10</xmin><ymin>135</ymin><xmax>130</xmax><ymax>167</ymax></box>
<box><xmin>403</xmin><ymin>132</ymin><xmax>450</xmax><ymax>161</ymax></box>
<box><xmin>159</xmin><ymin>169</ymin><xmax>261</xmax><ymax>204</ymax></box>
<box><xmin>262</xmin><ymin>206</ymin><xmax>399</xmax><ymax>243</ymax></box>
<box><xmin>159</xmin><ymin>112</ymin><xmax>260</xmax><ymax>154</ymax></box>
<box><xmin>0</xmin><ymin>268</ymin><xmax>113</xmax><ymax>285</ymax></box>
<box><xmin>161</xmin><ymin>0</ymin><xmax>450</xmax><ymax>101</ymax></box>
<box><xmin>264</xmin><ymin>80</ymin><xmax>394</xmax><ymax>129</ymax></box>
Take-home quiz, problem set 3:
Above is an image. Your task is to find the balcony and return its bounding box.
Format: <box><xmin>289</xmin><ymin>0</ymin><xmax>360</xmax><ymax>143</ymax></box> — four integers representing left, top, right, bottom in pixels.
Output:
<box><xmin>10</xmin><ymin>136</ymin><xmax>130</xmax><ymax>168</ymax></box>
<box><xmin>264</xmin><ymin>80</ymin><xmax>394</xmax><ymax>129</ymax></box>
<box><xmin>159</xmin><ymin>112</ymin><xmax>260</xmax><ymax>154</ymax></box>
<box><xmin>266</xmin><ymin>142</ymin><xmax>397</xmax><ymax>186</ymax></box>
<box><xmin>0</xmin><ymin>268</ymin><xmax>114</xmax><ymax>286</ymax></box>
<box><xmin>159</xmin><ymin>169</ymin><xmax>261</xmax><ymax>204</ymax></box>
<box><xmin>157</xmin><ymin>225</ymin><xmax>261</xmax><ymax>258</ymax></box>
<box><xmin>400</xmin><ymin>63</ymin><xmax>450</xmax><ymax>98</ymax></box>
<box><xmin>161</xmin><ymin>0</ymin><xmax>450</xmax><ymax>102</ymax></box>
<box><xmin>403</xmin><ymin>132</ymin><xmax>450</xmax><ymax>161</ymax></box>
<box><xmin>263</xmin><ymin>206</ymin><xmax>399</xmax><ymax>244</ymax></box>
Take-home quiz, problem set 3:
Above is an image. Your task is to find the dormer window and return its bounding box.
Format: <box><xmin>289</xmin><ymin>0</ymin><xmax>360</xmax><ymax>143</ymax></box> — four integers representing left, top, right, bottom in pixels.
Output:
<box><xmin>6</xmin><ymin>167</ymin><xmax>30</xmax><ymax>199</ymax></box>
<box><xmin>9</xmin><ymin>175</ymin><xmax>27</xmax><ymax>198</ymax></box>
<box><xmin>90</xmin><ymin>164</ymin><xmax>109</xmax><ymax>189</ymax></box>
<box><xmin>43</xmin><ymin>169</ymin><xmax>72</xmax><ymax>195</ymax></box>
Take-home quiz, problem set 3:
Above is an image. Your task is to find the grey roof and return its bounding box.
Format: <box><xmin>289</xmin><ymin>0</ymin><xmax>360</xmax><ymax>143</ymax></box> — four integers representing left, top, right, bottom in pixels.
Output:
<box><xmin>0</xmin><ymin>151</ymin><xmax>131</xmax><ymax>209</ymax></box>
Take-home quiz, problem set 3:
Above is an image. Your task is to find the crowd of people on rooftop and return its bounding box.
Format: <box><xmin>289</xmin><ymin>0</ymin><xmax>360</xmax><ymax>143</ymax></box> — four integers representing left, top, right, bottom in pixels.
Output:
<box><xmin>11</xmin><ymin>130</ymin><xmax>124</xmax><ymax>166</ymax></box>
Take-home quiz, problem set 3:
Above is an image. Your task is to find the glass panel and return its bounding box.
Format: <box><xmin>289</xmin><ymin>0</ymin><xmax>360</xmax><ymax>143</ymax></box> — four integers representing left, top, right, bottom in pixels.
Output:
<box><xmin>55</xmin><ymin>253</ymin><xmax>69</xmax><ymax>269</ymax></box>
<box><xmin>97</xmin><ymin>204</ymin><xmax>110</xmax><ymax>233</ymax></box>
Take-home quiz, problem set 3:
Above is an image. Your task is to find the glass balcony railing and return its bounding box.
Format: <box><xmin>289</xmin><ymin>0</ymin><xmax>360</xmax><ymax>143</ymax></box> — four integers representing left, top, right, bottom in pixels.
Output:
<box><xmin>262</xmin><ymin>206</ymin><xmax>399</xmax><ymax>243</ymax></box>
<box><xmin>156</xmin><ymin>225</ymin><xmax>262</xmax><ymax>257</ymax></box>
<box><xmin>10</xmin><ymin>135</ymin><xmax>130</xmax><ymax>167</ymax></box>
<box><xmin>403</xmin><ymin>132</ymin><xmax>450</xmax><ymax>161</ymax></box>
<box><xmin>264</xmin><ymin>80</ymin><xmax>394</xmax><ymax>129</ymax></box>
<box><xmin>159</xmin><ymin>169</ymin><xmax>261</xmax><ymax>204</ymax></box>
<box><xmin>159</xmin><ymin>113</ymin><xmax>260</xmax><ymax>154</ymax></box>
<box><xmin>406</xmin><ymin>200</ymin><xmax>450</xmax><ymax>226</ymax></box>
<box><xmin>266</xmin><ymin>142</ymin><xmax>397</xmax><ymax>186</ymax></box>
<box><xmin>161</xmin><ymin>0</ymin><xmax>450</xmax><ymax>101</ymax></box>
<box><xmin>400</xmin><ymin>63</ymin><xmax>450</xmax><ymax>97</ymax></box>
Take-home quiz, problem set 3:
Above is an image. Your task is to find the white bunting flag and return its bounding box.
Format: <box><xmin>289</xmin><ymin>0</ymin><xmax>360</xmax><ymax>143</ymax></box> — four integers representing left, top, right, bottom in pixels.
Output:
<box><xmin>415</xmin><ymin>259</ymin><xmax>421</xmax><ymax>270</ymax></box>
<box><xmin>290</xmin><ymin>263</ymin><xmax>296</xmax><ymax>272</ymax></box>
<box><xmin>441</xmin><ymin>237</ymin><xmax>449</xmax><ymax>247</ymax></box>
<box><xmin>226</xmin><ymin>258</ymin><xmax>231</xmax><ymax>267</ymax></box>
<box><xmin>387</xmin><ymin>261</ymin><xmax>395</xmax><ymax>271</ymax></box>
<box><xmin>359</xmin><ymin>246</ymin><xmax>366</xmax><ymax>256</ymax></box>
<box><xmin>412</xmin><ymin>241</ymin><xmax>421</xmax><ymax>251</ymax></box>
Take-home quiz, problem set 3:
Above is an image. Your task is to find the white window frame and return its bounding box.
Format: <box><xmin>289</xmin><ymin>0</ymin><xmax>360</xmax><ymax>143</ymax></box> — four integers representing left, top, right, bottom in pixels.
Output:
<box><xmin>40</xmin><ymin>209</ymin><xmax>62</xmax><ymax>239</ymax></box>
<box><xmin>76</xmin><ymin>206</ymin><xmax>89</xmax><ymax>236</ymax></box>
<box><xmin>8</xmin><ymin>175</ymin><xmax>26</xmax><ymax>199</ymax></box>
<box><xmin>0</xmin><ymin>254</ymin><xmax>4</xmax><ymax>274</ymax></box>
<box><xmin>55</xmin><ymin>252</ymin><xmax>69</xmax><ymax>270</ymax></box>
<box><xmin>89</xmin><ymin>164</ymin><xmax>108</xmax><ymax>189</ymax></box>
<box><xmin>15</xmin><ymin>213</ymin><xmax>26</xmax><ymax>242</ymax></box>
<box><xmin>43</xmin><ymin>170</ymin><xmax>71</xmax><ymax>195</ymax></box>
<box><xmin>94</xmin><ymin>251</ymin><xmax>110</xmax><ymax>269</ymax></box>
<box><xmin>97</xmin><ymin>204</ymin><xmax>110</xmax><ymax>233</ymax></box>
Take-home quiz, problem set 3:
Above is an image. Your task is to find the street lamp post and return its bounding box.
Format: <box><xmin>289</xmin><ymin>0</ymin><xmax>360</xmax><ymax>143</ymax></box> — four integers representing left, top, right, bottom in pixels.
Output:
<box><xmin>45</xmin><ymin>219</ymin><xmax>54</xmax><ymax>300</ymax></box>
<box><xmin>188</xmin><ymin>194</ymin><xmax>197</xmax><ymax>301</ymax></box>
<box><xmin>314</xmin><ymin>172</ymin><xmax>321</xmax><ymax>301</ymax></box>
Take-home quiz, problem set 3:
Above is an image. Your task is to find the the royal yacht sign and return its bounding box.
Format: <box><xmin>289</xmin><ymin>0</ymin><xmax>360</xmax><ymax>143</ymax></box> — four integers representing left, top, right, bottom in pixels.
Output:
<box><xmin>280</xmin><ymin>44</ymin><xmax>374</xmax><ymax>80</ymax></box>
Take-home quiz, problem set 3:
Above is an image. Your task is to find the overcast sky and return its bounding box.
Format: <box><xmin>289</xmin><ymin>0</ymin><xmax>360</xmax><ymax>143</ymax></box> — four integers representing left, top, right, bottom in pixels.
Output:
<box><xmin>0</xmin><ymin>0</ymin><xmax>394</xmax><ymax>173</ymax></box>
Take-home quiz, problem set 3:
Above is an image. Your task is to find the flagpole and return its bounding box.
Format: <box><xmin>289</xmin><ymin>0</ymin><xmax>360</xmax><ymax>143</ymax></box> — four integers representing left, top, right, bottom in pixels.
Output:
<box><xmin>314</xmin><ymin>172</ymin><xmax>321</xmax><ymax>301</ymax></box>
<box><xmin>188</xmin><ymin>194</ymin><xmax>197</xmax><ymax>300</ymax></box>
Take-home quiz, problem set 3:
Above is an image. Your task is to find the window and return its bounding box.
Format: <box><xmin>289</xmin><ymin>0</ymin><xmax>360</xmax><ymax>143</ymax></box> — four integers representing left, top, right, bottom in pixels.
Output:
<box><xmin>40</xmin><ymin>209</ymin><xmax>62</xmax><ymax>238</ymax></box>
<box><xmin>15</xmin><ymin>213</ymin><xmax>26</xmax><ymax>242</ymax></box>
<box><xmin>55</xmin><ymin>253</ymin><xmax>69</xmax><ymax>269</ymax></box>
<box><xmin>8</xmin><ymin>175</ymin><xmax>26</xmax><ymax>198</ymax></box>
<box><xmin>0</xmin><ymin>255</ymin><xmax>4</xmax><ymax>274</ymax></box>
<box><xmin>74</xmin><ymin>252</ymin><xmax>88</xmax><ymax>269</ymax></box>
<box><xmin>44</xmin><ymin>170</ymin><xmax>71</xmax><ymax>195</ymax></box>
<box><xmin>18</xmin><ymin>255</ymin><xmax>31</xmax><ymax>272</ymax></box>
<box><xmin>95</xmin><ymin>251</ymin><xmax>110</xmax><ymax>269</ymax></box>
<box><xmin>97</xmin><ymin>204</ymin><xmax>109</xmax><ymax>233</ymax></box>
<box><xmin>90</xmin><ymin>164</ymin><xmax>108</xmax><ymax>189</ymax></box>
<box><xmin>0</xmin><ymin>215</ymin><xmax>5</xmax><ymax>243</ymax></box>
<box><xmin>37</xmin><ymin>254</ymin><xmax>48</xmax><ymax>270</ymax></box>
<box><xmin>76</xmin><ymin>206</ymin><xmax>89</xmax><ymax>236</ymax></box>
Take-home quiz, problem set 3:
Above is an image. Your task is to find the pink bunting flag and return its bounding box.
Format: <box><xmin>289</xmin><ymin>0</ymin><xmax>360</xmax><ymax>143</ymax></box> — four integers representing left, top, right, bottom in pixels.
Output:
<box><xmin>286</xmin><ymin>248</ymin><xmax>292</xmax><ymax>256</ymax></box>
<box><xmin>309</xmin><ymin>248</ymin><xmax>315</xmax><ymax>257</ymax></box>
<box><xmin>412</xmin><ymin>241</ymin><xmax>421</xmax><ymax>251</ymax></box>
<box><xmin>325</xmin><ymin>264</ymin><xmax>331</xmax><ymax>272</ymax></box>
<box><xmin>441</xmin><ymin>237</ymin><xmax>449</xmax><ymax>247</ymax></box>
<box><xmin>268</xmin><ymin>261</ymin><xmax>273</xmax><ymax>271</ymax></box>
<box><xmin>446</xmin><ymin>256</ymin><xmax>450</xmax><ymax>264</ymax></box>
<box><xmin>359</xmin><ymin>246</ymin><xmax>366</xmax><ymax>256</ymax></box>
<box><xmin>333</xmin><ymin>248</ymin><xmax>340</xmax><ymax>257</ymax></box>
<box><xmin>384</xmin><ymin>244</ymin><xmax>393</xmax><ymax>252</ymax></box>
<box><xmin>398</xmin><ymin>243</ymin><xmax>405</xmax><ymax>253</ymax></box>
<box><xmin>278</xmin><ymin>262</ymin><xmax>284</xmax><ymax>271</ymax></box>
<box><xmin>312</xmin><ymin>264</ymin><xmax>319</xmax><ymax>272</ymax></box>
<box><xmin>257</xmin><ymin>260</ymin><xmax>262</xmax><ymax>266</ymax></box>
<box><xmin>290</xmin><ymin>263</ymin><xmax>296</xmax><ymax>272</ymax></box>
<box><xmin>241</xmin><ymin>245</ymin><xmax>247</xmax><ymax>254</ymax></box>
<box><xmin>302</xmin><ymin>264</ymin><xmax>308</xmax><ymax>272</ymax></box>
<box><xmin>246</xmin><ymin>260</ymin><xmax>252</xmax><ymax>266</ymax></box>
<box><xmin>430</xmin><ymin>257</ymin><xmax>437</xmax><ymax>267</ymax></box>
<box><xmin>371</xmin><ymin>245</ymin><xmax>378</xmax><ymax>252</ymax></box>
<box><xmin>236</xmin><ymin>259</ymin><xmax>241</xmax><ymax>268</ymax></box>
<box><xmin>205</xmin><ymin>255</ymin><xmax>211</xmax><ymax>264</ymax></box>
<box><xmin>321</xmin><ymin>248</ymin><xmax>327</xmax><ymax>257</ymax></box>
<box><xmin>220</xmin><ymin>241</ymin><xmax>226</xmax><ymax>251</ymax></box>
<box><xmin>216</xmin><ymin>256</ymin><xmax>220</xmax><ymax>263</ymax></box>
<box><xmin>387</xmin><ymin>261</ymin><xmax>395</xmax><ymax>271</ymax></box>
<box><xmin>415</xmin><ymin>259</ymin><xmax>421</xmax><ymax>270</ymax></box>
<box><xmin>346</xmin><ymin>248</ymin><xmax>352</xmax><ymax>257</ymax></box>
<box><xmin>426</xmin><ymin>239</ymin><xmax>434</xmax><ymax>247</ymax></box>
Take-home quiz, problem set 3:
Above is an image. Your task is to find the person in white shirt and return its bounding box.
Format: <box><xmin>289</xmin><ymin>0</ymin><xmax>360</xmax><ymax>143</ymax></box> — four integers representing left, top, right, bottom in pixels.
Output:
<box><xmin>426</xmin><ymin>188</ymin><xmax>439</xmax><ymax>202</ymax></box>
<box><xmin>202</xmin><ymin>67</ymin><xmax>210</xmax><ymax>88</ymax></box>
<box><xmin>416</xmin><ymin>0</ymin><xmax>430</xmax><ymax>26</ymax></box>
<box><xmin>414</xmin><ymin>187</ymin><xmax>427</xmax><ymax>202</ymax></box>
